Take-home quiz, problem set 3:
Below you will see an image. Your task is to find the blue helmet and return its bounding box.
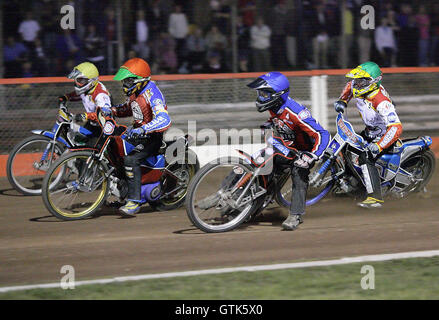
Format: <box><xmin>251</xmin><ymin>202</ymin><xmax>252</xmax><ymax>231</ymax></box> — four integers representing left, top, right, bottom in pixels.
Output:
<box><xmin>247</xmin><ymin>72</ymin><xmax>290</xmax><ymax>112</ymax></box>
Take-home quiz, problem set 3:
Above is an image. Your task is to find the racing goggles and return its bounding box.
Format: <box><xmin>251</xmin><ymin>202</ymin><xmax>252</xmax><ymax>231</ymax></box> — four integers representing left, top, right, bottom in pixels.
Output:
<box><xmin>75</xmin><ymin>77</ymin><xmax>90</xmax><ymax>87</ymax></box>
<box><xmin>352</xmin><ymin>78</ymin><xmax>372</xmax><ymax>90</ymax></box>
<box><xmin>257</xmin><ymin>89</ymin><xmax>276</xmax><ymax>102</ymax></box>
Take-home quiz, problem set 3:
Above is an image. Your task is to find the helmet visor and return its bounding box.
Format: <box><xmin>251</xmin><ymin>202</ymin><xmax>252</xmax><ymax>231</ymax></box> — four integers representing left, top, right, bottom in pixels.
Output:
<box><xmin>75</xmin><ymin>77</ymin><xmax>89</xmax><ymax>87</ymax></box>
<box><xmin>257</xmin><ymin>89</ymin><xmax>274</xmax><ymax>103</ymax></box>
<box><xmin>122</xmin><ymin>77</ymin><xmax>136</xmax><ymax>87</ymax></box>
<box><xmin>352</xmin><ymin>78</ymin><xmax>371</xmax><ymax>90</ymax></box>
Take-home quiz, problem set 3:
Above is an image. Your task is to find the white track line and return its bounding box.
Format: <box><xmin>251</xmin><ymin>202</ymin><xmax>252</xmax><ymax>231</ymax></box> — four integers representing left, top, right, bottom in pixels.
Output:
<box><xmin>1</xmin><ymin>250</ymin><xmax>439</xmax><ymax>293</ymax></box>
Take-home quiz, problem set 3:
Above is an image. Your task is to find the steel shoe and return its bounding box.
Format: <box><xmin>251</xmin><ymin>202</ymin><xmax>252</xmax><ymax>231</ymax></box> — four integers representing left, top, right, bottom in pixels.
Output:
<box><xmin>119</xmin><ymin>201</ymin><xmax>141</xmax><ymax>216</ymax></box>
<box><xmin>282</xmin><ymin>214</ymin><xmax>303</xmax><ymax>231</ymax></box>
<box><xmin>357</xmin><ymin>197</ymin><xmax>383</xmax><ymax>209</ymax></box>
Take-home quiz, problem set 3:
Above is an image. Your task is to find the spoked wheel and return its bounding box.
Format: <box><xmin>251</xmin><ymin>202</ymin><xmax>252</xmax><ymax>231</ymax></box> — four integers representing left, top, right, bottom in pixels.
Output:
<box><xmin>185</xmin><ymin>157</ymin><xmax>266</xmax><ymax>233</ymax></box>
<box><xmin>42</xmin><ymin>151</ymin><xmax>109</xmax><ymax>220</ymax></box>
<box><xmin>400</xmin><ymin>150</ymin><xmax>436</xmax><ymax>193</ymax></box>
<box><xmin>7</xmin><ymin>136</ymin><xmax>66</xmax><ymax>195</ymax></box>
<box><xmin>152</xmin><ymin>157</ymin><xmax>200</xmax><ymax>211</ymax></box>
<box><xmin>275</xmin><ymin>159</ymin><xmax>335</xmax><ymax>209</ymax></box>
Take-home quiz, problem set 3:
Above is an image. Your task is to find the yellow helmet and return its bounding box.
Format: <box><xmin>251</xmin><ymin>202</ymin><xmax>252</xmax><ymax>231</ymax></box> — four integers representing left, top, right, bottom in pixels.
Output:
<box><xmin>67</xmin><ymin>62</ymin><xmax>99</xmax><ymax>95</ymax></box>
<box><xmin>346</xmin><ymin>61</ymin><xmax>382</xmax><ymax>98</ymax></box>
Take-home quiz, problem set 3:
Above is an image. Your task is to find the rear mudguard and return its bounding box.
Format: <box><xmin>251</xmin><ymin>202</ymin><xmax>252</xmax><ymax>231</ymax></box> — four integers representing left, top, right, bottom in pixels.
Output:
<box><xmin>31</xmin><ymin>130</ymin><xmax>71</xmax><ymax>148</ymax></box>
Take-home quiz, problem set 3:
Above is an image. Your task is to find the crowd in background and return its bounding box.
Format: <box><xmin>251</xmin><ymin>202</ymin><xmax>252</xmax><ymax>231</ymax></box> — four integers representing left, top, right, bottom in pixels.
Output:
<box><xmin>2</xmin><ymin>0</ymin><xmax>439</xmax><ymax>78</ymax></box>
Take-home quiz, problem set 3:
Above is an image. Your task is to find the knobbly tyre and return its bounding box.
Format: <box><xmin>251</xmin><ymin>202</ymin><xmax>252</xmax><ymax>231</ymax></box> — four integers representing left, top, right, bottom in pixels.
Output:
<box><xmin>41</xmin><ymin>107</ymin><xmax>199</xmax><ymax>221</ymax></box>
<box><xmin>6</xmin><ymin>101</ymin><xmax>99</xmax><ymax>195</ymax></box>
<box><xmin>276</xmin><ymin>111</ymin><xmax>435</xmax><ymax>209</ymax></box>
<box><xmin>185</xmin><ymin>125</ymin><xmax>327</xmax><ymax>233</ymax></box>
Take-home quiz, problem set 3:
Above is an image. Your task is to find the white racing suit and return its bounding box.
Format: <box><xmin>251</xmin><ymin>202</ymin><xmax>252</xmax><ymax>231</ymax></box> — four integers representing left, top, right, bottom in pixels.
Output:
<box><xmin>339</xmin><ymin>81</ymin><xmax>403</xmax><ymax>200</ymax></box>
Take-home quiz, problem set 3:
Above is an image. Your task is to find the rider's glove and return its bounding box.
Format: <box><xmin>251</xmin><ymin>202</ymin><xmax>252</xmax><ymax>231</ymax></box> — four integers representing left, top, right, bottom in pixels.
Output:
<box><xmin>58</xmin><ymin>95</ymin><xmax>68</xmax><ymax>104</ymax></box>
<box><xmin>74</xmin><ymin>112</ymin><xmax>87</xmax><ymax>123</ymax></box>
<box><xmin>334</xmin><ymin>100</ymin><xmax>347</xmax><ymax>113</ymax></box>
<box><xmin>294</xmin><ymin>151</ymin><xmax>318</xmax><ymax>169</ymax></box>
<box><xmin>128</xmin><ymin>127</ymin><xmax>145</xmax><ymax>139</ymax></box>
<box><xmin>366</xmin><ymin>143</ymin><xmax>382</xmax><ymax>158</ymax></box>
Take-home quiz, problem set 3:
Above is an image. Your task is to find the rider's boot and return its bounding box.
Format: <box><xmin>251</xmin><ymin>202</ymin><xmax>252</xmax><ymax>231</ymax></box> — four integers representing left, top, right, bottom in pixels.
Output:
<box><xmin>282</xmin><ymin>214</ymin><xmax>303</xmax><ymax>231</ymax></box>
<box><xmin>119</xmin><ymin>200</ymin><xmax>141</xmax><ymax>216</ymax></box>
<box><xmin>357</xmin><ymin>159</ymin><xmax>384</xmax><ymax>209</ymax></box>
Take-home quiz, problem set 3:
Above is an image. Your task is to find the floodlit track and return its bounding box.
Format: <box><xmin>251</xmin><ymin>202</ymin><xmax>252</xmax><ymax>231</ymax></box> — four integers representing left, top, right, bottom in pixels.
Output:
<box><xmin>0</xmin><ymin>169</ymin><xmax>438</xmax><ymax>287</ymax></box>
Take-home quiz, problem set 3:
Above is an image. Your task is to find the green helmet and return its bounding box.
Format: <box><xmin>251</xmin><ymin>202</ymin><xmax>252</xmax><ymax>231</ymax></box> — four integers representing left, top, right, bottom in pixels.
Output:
<box><xmin>346</xmin><ymin>61</ymin><xmax>383</xmax><ymax>97</ymax></box>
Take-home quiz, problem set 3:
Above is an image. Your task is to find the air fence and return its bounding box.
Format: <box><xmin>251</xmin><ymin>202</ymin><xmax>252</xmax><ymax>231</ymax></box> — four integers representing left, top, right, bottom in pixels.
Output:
<box><xmin>0</xmin><ymin>68</ymin><xmax>438</xmax><ymax>166</ymax></box>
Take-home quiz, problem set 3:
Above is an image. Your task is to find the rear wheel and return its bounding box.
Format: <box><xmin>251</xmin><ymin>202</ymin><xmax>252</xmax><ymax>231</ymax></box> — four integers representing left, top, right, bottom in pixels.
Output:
<box><xmin>400</xmin><ymin>149</ymin><xmax>436</xmax><ymax>193</ymax></box>
<box><xmin>185</xmin><ymin>157</ymin><xmax>265</xmax><ymax>233</ymax></box>
<box><xmin>7</xmin><ymin>135</ymin><xmax>66</xmax><ymax>195</ymax></box>
<box><xmin>42</xmin><ymin>151</ymin><xmax>109</xmax><ymax>220</ymax></box>
<box><xmin>151</xmin><ymin>152</ymin><xmax>200</xmax><ymax>211</ymax></box>
<box><xmin>275</xmin><ymin>159</ymin><xmax>336</xmax><ymax>208</ymax></box>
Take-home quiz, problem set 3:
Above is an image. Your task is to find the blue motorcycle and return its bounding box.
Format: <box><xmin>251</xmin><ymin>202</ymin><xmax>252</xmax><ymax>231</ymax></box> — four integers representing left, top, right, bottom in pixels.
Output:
<box><xmin>6</xmin><ymin>102</ymin><xmax>98</xmax><ymax>195</ymax></box>
<box><xmin>277</xmin><ymin>112</ymin><xmax>436</xmax><ymax>208</ymax></box>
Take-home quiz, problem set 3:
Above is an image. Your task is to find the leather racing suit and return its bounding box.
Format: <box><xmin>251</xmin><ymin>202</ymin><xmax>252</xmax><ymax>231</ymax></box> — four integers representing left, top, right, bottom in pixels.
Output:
<box><xmin>110</xmin><ymin>81</ymin><xmax>171</xmax><ymax>203</ymax></box>
<box><xmin>338</xmin><ymin>81</ymin><xmax>403</xmax><ymax>200</ymax></box>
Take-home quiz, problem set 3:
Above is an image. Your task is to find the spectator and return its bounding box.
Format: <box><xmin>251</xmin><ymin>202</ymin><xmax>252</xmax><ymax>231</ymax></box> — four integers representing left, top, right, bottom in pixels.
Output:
<box><xmin>133</xmin><ymin>10</ymin><xmax>150</xmax><ymax>61</ymax></box>
<box><xmin>186</xmin><ymin>25</ymin><xmax>207</xmax><ymax>72</ymax></box>
<box><xmin>239</xmin><ymin>0</ymin><xmax>256</xmax><ymax>27</ymax></box>
<box><xmin>375</xmin><ymin>17</ymin><xmax>397</xmax><ymax>67</ymax></box>
<box><xmin>285</xmin><ymin>7</ymin><xmax>298</xmax><ymax>68</ymax></box>
<box><xmin>236</xmin><ymin>15</ymin><xmax>251</xmax><ymax>71</ymax></box>
<box><xmin>55</xmin><ymin>29</ymin><xmax>83</xmax><ymax>75</ymax></box>
<box><xmin>415</xmin><ymin>5</ymin><xmax>430</xmax><ymax>67</ymax></box>
<box><xmin>84</xmin><ymin>24</ymin><xmax>106</xmax><ymax>73</ymax></box>
<box><xmin>30</xmin><ymin>38</ymin><xmax>48</xmax><ymax>76</ymax></box>
<box><xmin>168</xmin><ymin>4</ymin><xmax>189</xmax><ymax>69</ymax></box>
<box><xmin>203</xmin><ymin>51</ymin><xmax>225</xmax><ymax>73</ymax></box>
<box><xmin>250</xmin><ymin>17</ymin><xmax>272</xmax><ymax>72</ymax></box>
<box><xmin>18</xmin><ymin>12</ymin><xmax>41</xmax><ymax>50</ymax></box>
<box><xmin>430</xmin><ymin>3</ymin><xmax>439</xmax><ymax>66</ymax></box>
<box><xmin>147</xmin><ymin>0</ymin><xmax>169</xmax><ymax>42</ymax></box>
<box><xmin>268</xmin><ymin>0</ymin><xmax>288</xmax><ymax>69</ymax></box>
<box><xmin>205</xmin><ymin>25</ymin><xmax>228</xmax><ymax>56</ymax></box>
<box><xmin>104</xmin><ymin>8</ymin><xmax>116</xmax><ymax>42</ymax></box>
<box><xmin>396</xmin><ymin>3</ymin><xmax>416</xmax><ymax>66</ymax></box>
<box><xmin>22</xmin><ymin>61</ymin><xmax>34</xmax><ymax>78</ymax></box>
<box><xmin>153</xmin><ymin>32</ymin><xmax>178</xmax><ymax>73</ymax></box>
<box><xmin>3</xmin><ymin>36</ymin><xmax>28</xmax><ymax>78</ymax></box>
<box><xmin>210</xmin><ymin>0</ymin><xmax>231</xmax><ymax>35</ymax></box>
<box><xmin>310</xmin><ymin>3</ymin><xmax>329</xmax><ymax>69</ymax></box>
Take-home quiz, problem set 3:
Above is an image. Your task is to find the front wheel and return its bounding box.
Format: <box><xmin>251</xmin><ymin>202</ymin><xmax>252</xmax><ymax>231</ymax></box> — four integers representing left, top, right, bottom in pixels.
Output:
<box><xmin>185</xmin><ymin>157</ymin><xmax>265</xmax><ymax>233</ymax></box>
<box><xmin>41</xmin><ymin>151</ymin><xmax>109</xmax><ymax>220</ymax></box>
<box><xmin>7</xmin><ymin>135</ymin><xmax>66</xmax><ymax>195</ymax></box>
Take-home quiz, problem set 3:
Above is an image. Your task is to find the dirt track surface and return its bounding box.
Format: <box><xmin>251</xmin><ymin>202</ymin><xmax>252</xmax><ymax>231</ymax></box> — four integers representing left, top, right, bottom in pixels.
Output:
<box><xmin>0</xmin><ymin>169</ymin><xmax>438</xmax><ymax>287</ymax></box>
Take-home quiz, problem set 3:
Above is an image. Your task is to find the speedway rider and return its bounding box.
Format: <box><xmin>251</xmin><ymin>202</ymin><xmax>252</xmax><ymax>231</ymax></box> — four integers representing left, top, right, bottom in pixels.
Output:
<box><xmin>248</xmin><ymin>72</ymin><xmax>330</xmax><ymax>231</ymax></box>
<box><xmin>334</xmin><ymin>61</ymin><xmax>403</xmax><ymax>209</ymax></box>
<box><xmin>58</xmin><ymin>62</ymin><xmax>112</xmax><ymax>145</ymax></box>
<box><xmin>110</xmin><ymin>57</ymin><xmax>171</xmax><ymax>216</ymax></box>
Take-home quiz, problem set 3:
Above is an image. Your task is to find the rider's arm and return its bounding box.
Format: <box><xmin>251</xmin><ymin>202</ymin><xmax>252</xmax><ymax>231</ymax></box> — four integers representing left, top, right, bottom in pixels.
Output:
<box><xmin>141</xmin><ymin>98</ymin><xmax>171</xmax><ymax>134</ymax></box>
<box><xmin>65</xmin><ymin>91</ymin><xmax>82</xmax><ymax>102</ymax></box>
<box><xmin>111</xmin><ymin>99</ymin><xmax>133</xmax><ymax>118</ymax></box>
<box><xmin>86</xmin><ymin>92</ymin><xmax>112</xmax><ymax>121</ymax></box>
<box><xmin>338</xmin><ymin>81</ymin><xmax>353</xmax><ymax>104</ymax></box>
<box><xmin>374</xmin><ymin>101</ymin><xmax>403</xmax><ymax>151</ymax></box>
<box><xmin>285</xmin><ymin>106</ymin><xmax>331</xmax><ymax>158</ymax></box>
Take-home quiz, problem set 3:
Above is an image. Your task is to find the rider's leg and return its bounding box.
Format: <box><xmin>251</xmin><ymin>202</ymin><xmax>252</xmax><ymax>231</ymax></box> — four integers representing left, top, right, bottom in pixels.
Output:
<box><xmin>282</xmin><ymin>166</ymin><xmax>309</xmax><ymax>230</ymax></box>
<box><xmin>358</xmin><ymin>152</ymin><xmax>383</xmax><ymax>208</ymax></box>
<box><xmin>120</xmin><ymin>135</ymin><xmax>162</xmax><ymax>216</ymax></box>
